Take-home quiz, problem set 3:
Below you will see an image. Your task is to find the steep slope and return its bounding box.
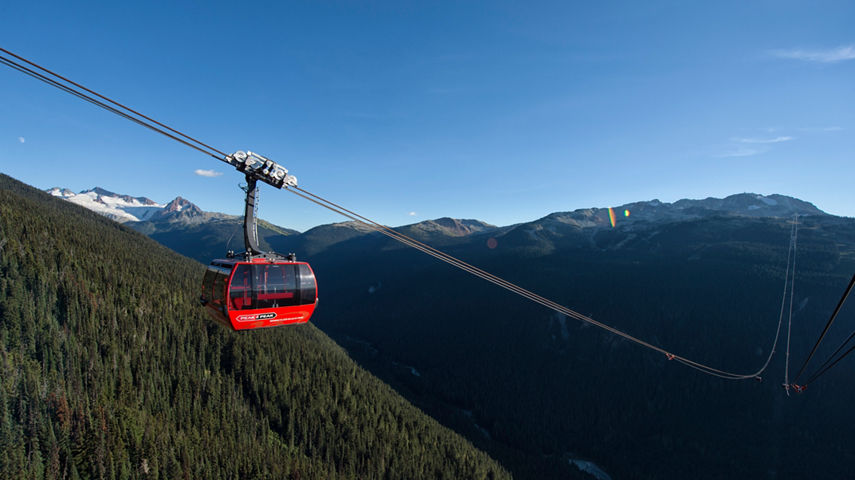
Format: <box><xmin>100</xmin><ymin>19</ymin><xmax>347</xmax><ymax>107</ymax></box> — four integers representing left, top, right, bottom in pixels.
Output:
<box><xmin>0</xmin><ymin>174</ymin><xmax>510</xmax><ymax>479</ymax></box>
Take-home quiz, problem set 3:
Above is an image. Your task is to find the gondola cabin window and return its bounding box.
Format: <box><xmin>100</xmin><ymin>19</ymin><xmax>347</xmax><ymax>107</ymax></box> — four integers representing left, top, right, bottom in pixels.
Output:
<box><xmin>202</xmin><ymin>260</ymin><xmax>318</xmax><ymax>330</ymax></box>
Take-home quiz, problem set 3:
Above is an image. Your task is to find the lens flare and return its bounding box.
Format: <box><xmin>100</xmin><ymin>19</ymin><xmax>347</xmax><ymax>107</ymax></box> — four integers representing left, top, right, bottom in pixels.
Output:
<box><xmin>624</xmin><ymin>209</ymin><xmax>630</xmax><ymax>217</ymax></box>
<box><xmin>608</xmin><ymin>207</ymin><xmax>616</xmax><ymax>227</ymax></box>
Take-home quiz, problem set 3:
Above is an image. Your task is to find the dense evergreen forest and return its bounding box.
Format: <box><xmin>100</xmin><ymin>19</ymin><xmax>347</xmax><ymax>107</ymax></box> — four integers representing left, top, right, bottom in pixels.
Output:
<box><xmin>0</xmin><ymin>174</ymin><xmax>510</xmax><ymax>479</ymax></box>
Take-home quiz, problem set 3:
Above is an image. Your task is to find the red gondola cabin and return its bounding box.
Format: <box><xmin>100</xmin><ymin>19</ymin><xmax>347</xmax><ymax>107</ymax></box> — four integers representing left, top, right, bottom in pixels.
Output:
<box><xmin>201</xmin><ymin>258</ymin><xmax>318</xmax><ymax>330</ymax></box>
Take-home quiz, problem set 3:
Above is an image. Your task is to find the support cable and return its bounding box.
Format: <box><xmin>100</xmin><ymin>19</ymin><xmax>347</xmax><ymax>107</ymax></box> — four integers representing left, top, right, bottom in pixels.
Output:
<box><xmin>797</xmin><ymin>275</ymin><xmax>855</xmax><ymax>388</ymax></box>
<box><xmin>0</xmin><ymin>47</ymin><xmax>228</xmax><ymax>158</ymax></box>
<box><xmin>783</xmin><ymin>216</ymin><xmax>799</xmax><ymax>394</ymax></box>
<box><xmin>768</xmin><ymin>216</ymin><xmax>797</xmax><ymax>390</ymax></box>
<box><xmin>0</xmin><ymin>55</ymin><xmax>222</xmax><ymax>160</ymax></box>
<box><xmin>792</xmin><ymin>273</ymin><xmax>855</xmax><ymax>387</ymax></box>
<box><xmin>1</xmin><ymin>46</ymin><xmax>795</xmax><ymax>382</ymax></box>
<box><xmin>804</xmin><ymin>341</ymin><xmax>855</xmax><ymax>387</ymax></box>
<box><xmin>289</xmin><ymin>186</ymin><xmax>792</xmax><ymax>380</ymax></box>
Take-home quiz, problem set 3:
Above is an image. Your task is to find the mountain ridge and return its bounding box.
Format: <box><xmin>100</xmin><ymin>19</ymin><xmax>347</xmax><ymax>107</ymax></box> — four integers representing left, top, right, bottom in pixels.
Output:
<box><xmin>48</xmin><ymin>187</ymin><xmax>829</xmax><ymax>234</ymax></box>
<box><xmin>47</xmin><ymin>186</ymin><xmax>834</xmax><ymax>267</ymax></box>
<box><xmin>535</xmin><ymin>193</ymin><xmax>827</xmax><ymax>232</ymax></box>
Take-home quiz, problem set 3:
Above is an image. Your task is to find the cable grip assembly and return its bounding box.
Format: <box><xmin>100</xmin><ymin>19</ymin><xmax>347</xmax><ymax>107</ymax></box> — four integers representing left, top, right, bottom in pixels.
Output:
<box><xmin>226</xmin><ymin>150</ymin><xmax>297</xmax><ymax>189</ymax></box>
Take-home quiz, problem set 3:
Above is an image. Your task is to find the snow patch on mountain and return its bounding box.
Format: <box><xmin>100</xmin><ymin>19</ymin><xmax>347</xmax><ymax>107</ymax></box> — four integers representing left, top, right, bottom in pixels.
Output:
<box><xmin>49</xmin><ymin>187</ymin><xmax>165</xmax><ymax>223</ymax></box>
<box><xmin>759</xmin><ymin>195</ymin><xmax>778</xmax><ymax>206</ymax></box>
<box><xmin>46</xmin><ymin>187</ymin><xmax>206</xmax><ymax>223</ymax></box>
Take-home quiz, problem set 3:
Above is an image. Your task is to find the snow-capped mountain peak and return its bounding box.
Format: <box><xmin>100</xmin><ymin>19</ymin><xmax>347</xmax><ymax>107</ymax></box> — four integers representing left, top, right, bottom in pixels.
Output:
<box><xmin>155</xmin><ymin>196</ymin><xmax>204</xmax><ymax>221</ymax></box>
<box><xmin>48</xmin><ymin>186</ymin><xmax>211</xmax><ymax>224</ymax></box>
<box><xmin>83</xmin><ymin>187</ymin><xmax>160</xmax><ymax>206</ymax></box>
<box><xmin>47</xmin><ymin>187</ymin><xmax>76</xmax><ymax>198</ymax></box>
<box><xmin>162</xmin><ymin>196</ymin><xmax>201</xmax><ymax>214</ymax></box>
<box><xmin>48</xmin><ymin>187</ymin><xmax>166</xmax><ymax>223</ymax></box>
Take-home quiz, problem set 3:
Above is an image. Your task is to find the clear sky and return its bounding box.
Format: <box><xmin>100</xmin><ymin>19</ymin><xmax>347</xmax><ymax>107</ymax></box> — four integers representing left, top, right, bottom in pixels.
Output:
<box><xmin>1</xmin><ymin>1</ymin><xmax>853</xmax><ymax>232</ymax></box>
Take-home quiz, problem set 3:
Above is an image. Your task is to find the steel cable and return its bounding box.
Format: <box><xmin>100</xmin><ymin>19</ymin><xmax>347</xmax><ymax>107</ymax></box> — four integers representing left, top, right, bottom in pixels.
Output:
<box><xmin>0</xmin><ymin>47</ymin><xmax>228</xmax><ymax>158</ymax></box>
<box><xmin>804</xmin><ymin>342</ymin><xmax>855</xmax><ymax>386</ymax></box>
<box><xmin>288</xmin><ymin>186</ymin><xmax>794</xmax><ymax>380</ymax></box>
<box><xmin>793</xmin><ymin>273</ymin><xmax>855</xmax><ymax>386</ymax></box>
<box><xmin>783</xmin><ymin>216</ymin><xmax>799</xmax><ymax>393</ymax></box>
<box><xmin>1</xmin><ymin>46</ymin><xmax>796</xmax><ymax>382</ymax></box>
<box><xmin>0</xmin><ymin>56</ymin><xmax>222</xmax><ymax>161</ymax></box>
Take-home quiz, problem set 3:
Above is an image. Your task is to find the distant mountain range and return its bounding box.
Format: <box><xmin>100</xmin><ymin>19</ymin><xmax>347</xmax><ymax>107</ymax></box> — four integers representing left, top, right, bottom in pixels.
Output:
<box><xmin>47</xmin><ymin>187</ymin><xmax>830</xmax><ymax>263</ymax></box>
<box><xmin>540</xmin><ymin>193</ymin><xmax>825</xmax><ymax>232</ymax></box>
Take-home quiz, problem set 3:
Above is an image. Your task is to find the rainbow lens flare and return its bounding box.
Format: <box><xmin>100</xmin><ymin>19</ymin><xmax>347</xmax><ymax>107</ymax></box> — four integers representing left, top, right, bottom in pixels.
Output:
<box><xmin>608</xmin><ymin>207</ymin><xmax>616</xmax><ymax>227</ymax></box>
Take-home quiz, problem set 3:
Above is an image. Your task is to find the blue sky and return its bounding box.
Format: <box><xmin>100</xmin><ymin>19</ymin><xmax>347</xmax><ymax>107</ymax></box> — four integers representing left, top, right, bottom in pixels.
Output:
<box><xmin>1</xmin><ymin>1</ymin><xmax>853</xmax><ymax>232</ymax></box>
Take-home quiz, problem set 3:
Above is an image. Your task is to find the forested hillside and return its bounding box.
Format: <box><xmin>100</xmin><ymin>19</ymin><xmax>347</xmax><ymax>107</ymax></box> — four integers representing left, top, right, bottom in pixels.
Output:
<box><xmin>0</xmin><ymin>174</ymin><xmax>510</xmax><ymax>479</ymax></box>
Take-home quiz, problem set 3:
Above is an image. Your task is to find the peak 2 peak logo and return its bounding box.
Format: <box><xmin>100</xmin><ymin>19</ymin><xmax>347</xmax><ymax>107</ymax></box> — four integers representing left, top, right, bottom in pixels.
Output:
<box><xmin>237</xmin><ymin>312</ymin><xmax>277</xmax><ymax>322</ymax></box>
